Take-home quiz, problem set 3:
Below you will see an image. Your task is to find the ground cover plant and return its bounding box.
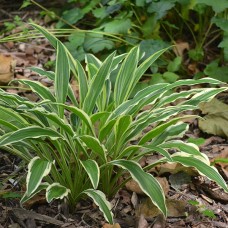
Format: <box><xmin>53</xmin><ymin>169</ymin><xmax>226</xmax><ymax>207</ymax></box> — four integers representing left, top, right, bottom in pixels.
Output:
<box><xmin>0</xmin><ymin>24</ymin><xmax>228</xmax><ymax>224</ymax></box>
<box><xmin>3</xmin><ymin>0</ymin><xmax>227</xmax><ymax>83</ymax></box>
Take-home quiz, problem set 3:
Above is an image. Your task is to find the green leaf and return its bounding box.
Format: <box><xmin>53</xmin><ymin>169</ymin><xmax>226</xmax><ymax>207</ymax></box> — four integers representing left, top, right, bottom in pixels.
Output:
<box><xmin>188</xmin><ymin>200</ymin><xmax>199</xmax><ymax>206</ymax></box>
<box><xmin>139</xmin><ymin>40</ymin><xmax>169</xmax><ymax>61</ymax></box>
<box><xmin>202</xmin><ymin>209</ymin><xmax>216</xmax><ymax>218</ymax></box>
<box><xmin>172</xmin><ymin>153</ymin><xmax>228</xmax><ymax>192</ymax></box>
<box><xmin>16</xmin><ymin>79</ymin><xmax>56</xmax><ymax>102</ymax></box>
<box><xmin>160</xmin><ymin>140</ymin><xmax>203</xmax><ymax>157</ymax></box>
<box><xmin>21</xmin><ymin>182</ymin><xmax>49</xmax><ymax>205</ymax></box>
<box><xmin>204</xmin><ymin>61</ymin><xmax>228</xmax><ymax>82</ymax></box>
<box><xmin>187</xmin><ymin>137</ymin><xmax>205</xmax><ymax>146</ymax></box>
<box><xmin>55</xmin><ymin>41</ymin><xmax>70</xmax><ymax>117</ymax></box>
<box><xmin>59</xmin><ymin>104</ymin><xmax>95</xmax><ymax>135</ymax></box>
<box><xmin>196</xmin><ymin>0</ymin><xmax>228</xmax><ymax>13</ymax></box>
<box><xmin>74</xmin><ymin>59</ymin><xmax>88</xmax><ymax>107</ymax></box>
<box><xmin>114</xmin><ymin>46</ymin><xmax>139</xmax><ymax>106</ymax></box>
<box><xmin>83</xmin><ymin>51</ymin><xmax>115</xmax><ymax>114</ymax></box>
<box><xmin>110</xmin><ymin>160</ymin><xmax>167</xmax><ymax>216</ymax></box>
<box><xmin>46</xmin><ymin>183</ymin><xmax>70</xmax><ymax>203</ymax></box>
<box><xmin>139</xmin><ymin>117</ymin><xmax>189</xmax><ymax>145</ymax></box>
<box><xmin>56</xmin><ymin>8</ymin><xmax>84</xmax><ymax>28</ymax></box>
<box><xmin>167</xmin><ymin>56</ymin><xmax>182</xmax><ymax>72</ymax></box>
<box><xmin>84</xmin><ymin>33</ymin><xmax>115</xmax><ymax>53</ymax></box>
<box><xmin>0</xmin><ymin>126</ymin><xmax>63</xmax><ymax>146</ymax></box>
<box><xmin>80</xmin><ymin>135</ymin><xmax>107</xmax><ymax>163</ymax></box>
<box><xmin>30</xmin><ymin>23</ymin><xmax>58</xmax><ymax>48</ymax></box>
<box><xmin>151</xmin><ymin>122</ymin><xmax>188</xmax><ymax>146</ymax></box>
<box><xmin>26</xmin><ymin>157</ymin><xmax>52</xmax><ymax>196</ymax></box>
<box><xmin>163</xmin><ymin>72</ymin><xmax>179</xmax><ymax>83</ymax></box>
<box><xmin>103</xmin><ymin>19</ymin><xmax>131</xmax><ymax>34</ymax></box>
<box><xmin>114</xmin><ymin>115</ymin><xmax>132</xmax><ymax>144</ymax></box>
<box><xmin>29</xmin><ymin>67</ymin><xmax>78</xmax><ymax>107</ymax></box>
<box><xmin>133</xmin><ymin>47</ymin><xmax>169</xmax><ymax>91</ymax></box>
<box><xmin>148</xmin><ymin>1</ymin><xmax>175</xmax><ymax>19</ymax></box>
<box><xmin>83</xmin><ymin>189</ymin><xmax>113</xmax><ymax>224</ymax></box>
<box><xmin>80</xmin><ymin>159</ymin><xmax>100</xmax><ymax>189</ymax></box>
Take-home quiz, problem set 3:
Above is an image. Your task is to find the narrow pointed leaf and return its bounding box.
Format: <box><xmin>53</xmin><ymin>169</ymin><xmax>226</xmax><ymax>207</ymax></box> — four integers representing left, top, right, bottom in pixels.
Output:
<box><xmin>80</xmin><ymin>135</ymin><xmax>107</xmax><ymax>163</ymax></box>
<box><xmin>110</xmin><ymin>160</ymin><xmax>167</xmax><ymax>216</ymax></box>
<box><xmin>55</xmin><ymin>41</ymin><xmax>70</xmax><ymax>117</ymax></box>
<box><xmin>0</xmin><ymin>126</ymin><xmax>63</xmax><ymax>146</ymax></box>
<box><xmin>160</xmin><ymin>140</ymin><xmax>203</xmax><ymax>157</ymax></box>
<box><xmin>26</xmin><ymin>157</ymin><xmax>52</xmax><ymax>196</ymax></box>
<box><xmin>83</xmin><ymin>189</ymin><xmax>113</xmax><ymax>224</ymax></box>
<box><xmin>83</xmin><ymin>52</ymin><xmax>115</xmax><ymax>114</ymax></box>
<box><xmin>16</xmin><ymin>79</ymin><xmax>56</xmax><ymax>102</ymax></box>
<box><xmin>80</xmin><ymin>159</ymin><xmax>100</xmax><ymax>189</ymax></box>
<box><xmin>172</xmin><ymin>153</ymin><xmax>228</xmax><ymax>192</ymax></box>
<box><xmin>21</xmin><ymin>182</ymin><xmax>49</xmax><ymax>205</ymax></box>
<box><xmin>114</xmin><ymin>46</ymin><xmax>139</xmax><ymax>106</ymax></box>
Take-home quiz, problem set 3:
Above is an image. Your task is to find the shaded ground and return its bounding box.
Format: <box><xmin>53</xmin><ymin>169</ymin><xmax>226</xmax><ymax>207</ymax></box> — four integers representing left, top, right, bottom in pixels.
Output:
<box><xmin>0</xmin><ymin>4</ymin><xmax>228</xmax><ymax>228</ymax></box>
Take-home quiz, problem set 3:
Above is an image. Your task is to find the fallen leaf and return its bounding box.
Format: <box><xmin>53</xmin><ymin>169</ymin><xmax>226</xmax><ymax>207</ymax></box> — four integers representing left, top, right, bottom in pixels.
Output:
<box><xmin>155</xmin><ymin>162</ymin><xmax>197</xmax><ymax>176</ymax></box>
<box><xmin>199</xmin><ymin>98</ymin><xmax>228</xmax><ymax>137</ymax></box>
<box><xmin>136</xmin><ymin>214</ymin><xmax>148</xmax><ymax>228</ymax></box>
<box><xmin>0</xmin><ymin>54</ymin><xmax>16</xmax><ymax>85</ymax></box>
<box><xmin>131</xmin><ymin>192</ymin><xmax>138</xmax><ymax>209</ymax></box>
<box><xmin>103</xmin><ymin>223</ymin><xmax>121</xmax><ymax>228</ymax></box>
<box><xmin>136</xmin><ymin>198</ymin><xmax>187</xmax><ymax>218</ymax></box>
<box><xmin>169</xmin><ymin>171</ymin><xmax>191</xmax><ymax>190</ymax></box>
<box><xmin>125</xmin><ymin>177</ymin><xmax>169</xmax><ymax>195</ymax></box>
<box><xmin>152</xmin><ymin>214</ymin><xmax>166</xmax><ymax>228</ymax></box>
<box><xmin>173</xmin><ymin>41</ymin><xmax>189</xmax><ymax>57</ymax></box>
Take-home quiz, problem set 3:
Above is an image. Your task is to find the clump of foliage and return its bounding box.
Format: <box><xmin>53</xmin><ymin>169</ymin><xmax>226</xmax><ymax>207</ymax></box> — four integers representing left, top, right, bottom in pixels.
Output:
<box><xmin>0</xmin><ymin>24</ymin><xmax>227</xmax><ymax>223</ymax></box>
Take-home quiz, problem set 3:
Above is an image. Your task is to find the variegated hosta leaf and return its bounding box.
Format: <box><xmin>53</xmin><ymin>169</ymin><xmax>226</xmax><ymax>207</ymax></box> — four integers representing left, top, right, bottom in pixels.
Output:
<box><xmin>172</xmin><ymin>152</ymin><xmax>228</xmax><ymax>192</ymax></box>
<box><xmin>29</xmin><ymin>66</ymin><xmax>78</xmax><ymax>107</ymax></box>
<box><xmin>114</xmin><ymin>46</ymin><xmax>139</xmax><ymax>106</ymax></box>
<box><xmin>26</xmin><ymin>157</ymin><xmax>52</xmax><ymax>197</ymax></box>
<box><xmin>0</xmin><ymin>126</ymin><xmax>63</xmax><ymax>146</ymax></box>
<box><xmin>15</xmin><ymin>79</ymin><xmax>56</xmax><ymax>102</ymax></box>
<box><xmin>80</xmin><ymin>159</ymin><xmax>100</xmax><ymax>189</ymax></box>
<box><xmin>21</xmin><ymin>182</ymin><xmax>49</xmax><ymax>205</ymax></box>
<box><xmin>80</xmin><ymin>135</ymin><xmax>107</xmax><ymax>163</ymax></box>
<box><xmin>151</xmin><ymin>122</ymin><xmax>188</xmax><ymax>146</ymax></box>
<box><xmin>139</xmin><ymin>116</ymin><xmax>196</xmax><ymax>145</ymax></box>
<box><xmin>83</xmin><ymin>189</ymin><xmax>113</xmax><ymax>224</ymax></box>
<box><xmin>55</xmin><ymin>41</ymin><xmax>70</xmax><ymax>118</ymax></box>
<box><xmin>159</xmin><ymin>140</ymin><xmax>203</xmax><ymax>157</ymax></box>
<box><xmin>46</xmin><ymin>183</ymin><xmax>70</xmax><ymax>203</ymax></box>
<box><xmin>83</xmin><ymin>51</ymin><xmax>116</xmax><ymax>114</ymax></box>
<box><xmin>110</xmin><ymin>160</ymin><xmax>167</xmax><ymax>217</ymax></box>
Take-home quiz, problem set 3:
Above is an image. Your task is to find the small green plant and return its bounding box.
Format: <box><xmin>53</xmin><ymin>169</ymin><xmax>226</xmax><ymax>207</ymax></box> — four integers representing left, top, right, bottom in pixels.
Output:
<box><xmin>188</xmin><ymin>200</ymin><xmax>216</xmax><ymax>219</ymax></box>
<box><xmin>0</xmin><ymin>24</ymin><xmax>227</xmax><ymax>224</ymax></box>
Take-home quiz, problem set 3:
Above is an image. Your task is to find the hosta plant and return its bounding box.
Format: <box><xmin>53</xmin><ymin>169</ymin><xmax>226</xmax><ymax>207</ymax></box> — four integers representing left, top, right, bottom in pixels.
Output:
<box><xmin>0</xmin><ymin>24</ymin><xmax>227</xmax><ymax>224</ymax></box>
